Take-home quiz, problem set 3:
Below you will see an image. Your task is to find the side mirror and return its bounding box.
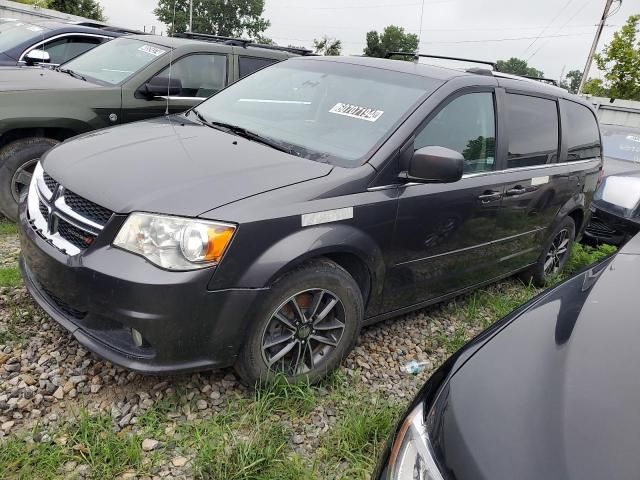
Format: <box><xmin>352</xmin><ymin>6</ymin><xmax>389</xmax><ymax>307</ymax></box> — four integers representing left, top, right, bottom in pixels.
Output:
<box><xmin>401</xmin><ymin>146</ymin><xmax>464</xmax><ymax>183</ymax></box>
<box><xmin>25</xmin><ymin>49</ymin><xmax>50</xmax><ymax>66</ymax></box>
<box><xmin>142</xmin><ymin>77</ymin><xmax>182</xmax><ymax>98</ymax></box>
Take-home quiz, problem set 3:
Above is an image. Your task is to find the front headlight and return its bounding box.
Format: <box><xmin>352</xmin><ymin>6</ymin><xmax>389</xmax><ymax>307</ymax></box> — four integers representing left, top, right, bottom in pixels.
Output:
<box><xmin>384</xmin><ymin>403</ymin><xmax>444</xmax><ymax>480</ymax></box>
<box><xmin>113</xmin><ymin>212</ymin><xmax>236</xmax><ymax>270</ymax></box>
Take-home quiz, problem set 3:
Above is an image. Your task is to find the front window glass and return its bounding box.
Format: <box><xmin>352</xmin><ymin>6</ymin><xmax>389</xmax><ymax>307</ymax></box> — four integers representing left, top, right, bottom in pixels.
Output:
<box><xmin>194</xmin><ymin>60</ymin><xmax>439</xmax><ymax>166</ymax></box>
<box><xmin>153</xmin><ymin>53</ymin><xmax>227</xmax><ymax>98</ymax></box>
<box><xmin>0</xmin><ymin>21</ymin><xmax>49</xmax><ymax>52</ymax></box>
<box><xmin>62</xmin><ymin>38</ymin><xmax>169</xmax><ymax>85</ymax></box>
<box><xmin>415</xmin><ymin>92</ymin><xmax>496</xmax><ymax>174</ymax></box>
<box><xmin>601</xmin><ymin>124</ymin><xmax>640</xmax><ymax>163</ymax></box>
<box><xmin>40</xmin><ymin>36</ymin><xmax>102</xmax><ymax>64</ymax></box>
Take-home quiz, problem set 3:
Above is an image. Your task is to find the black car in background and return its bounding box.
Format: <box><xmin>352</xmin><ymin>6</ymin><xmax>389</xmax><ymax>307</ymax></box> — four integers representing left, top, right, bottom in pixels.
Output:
<box><xmin>584</xmin><ymin>123</ymin><xmax>640</xmax><ymax>245</ymax></box>
<box><xmin>376</xmin><ymin>233</ymin><xmax>638</xmax><ymax>480</ymax></box>
<box><xmin>18</xmin><ymin>55</ymin><xmax>602</xmax><ymax>384</ymax></box>
<box><xmin>0</xmin><ymin>18</ymin><xmax>135</xmax><ymax>67</ymax></box>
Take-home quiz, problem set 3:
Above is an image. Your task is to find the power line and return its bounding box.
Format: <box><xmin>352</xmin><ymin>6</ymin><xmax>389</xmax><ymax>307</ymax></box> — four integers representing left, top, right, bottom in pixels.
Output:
<box><xmin>270</xmin><ymin>1</ymin><xmax>451</xmax><ymax>10</ymax></box>
<box><xmin>525</xmin><ymin>0</ymin><xmax>574</xmax><ymax>52</ymax></box>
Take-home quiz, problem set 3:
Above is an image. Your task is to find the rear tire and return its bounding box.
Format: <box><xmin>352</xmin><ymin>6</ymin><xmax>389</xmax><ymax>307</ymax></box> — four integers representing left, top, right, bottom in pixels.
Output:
<box><xmin>0</xmin><ymin>137</ymin><xmax>59</xmax><ymax>221</ymax></box>
<box><xmin>235</xmin><ymin>258</ymin><xmax>363</xmax><ymax>386</ymax></box>
<box><xmin>521</xmin><ymin>216</ymin><xmax>575</xmax><ymax>287</ymax></box>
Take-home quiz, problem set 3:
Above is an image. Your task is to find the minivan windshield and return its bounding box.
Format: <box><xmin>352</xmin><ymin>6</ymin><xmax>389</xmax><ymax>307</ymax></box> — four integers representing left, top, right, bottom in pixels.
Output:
<box><xmin>194</xmin><ymin>59</ymin><xmax>439</xmax><ymax>166</ymax></box>
<box><xmin>602</xmin><ymin>124</ymin><xmax>640</xmax><ymax>163</ymax></box>
<box><xmin>0</xmin><ymin>21</ymin><xmax>49</xmax><ymax>53</ymax></box>
<box><xmin>62</xmin><ymin>37</ymin><xmax>169</xmax><ymax>85</ymax></box>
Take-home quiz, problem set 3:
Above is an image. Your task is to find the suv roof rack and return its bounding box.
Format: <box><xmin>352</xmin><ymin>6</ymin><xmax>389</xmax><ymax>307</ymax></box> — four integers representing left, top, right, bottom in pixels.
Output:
<box><xmin>518</xmin><ymin>75</ymin><xmax>559</xmax><ymax>87</ymax></box>
<box><xmin>385</xmin><ymin>52</ymin><xmax>497</xmax><ymax>70</ymax></box>
<box><xmin>71</xmin><ymin>21</ymin><xmax>143</xmax><ymax>34</ymax></box>
<box><xmin>174</xmin><ymin>32</ymin><xmax>314</xmax><ymax>55</ymax></box>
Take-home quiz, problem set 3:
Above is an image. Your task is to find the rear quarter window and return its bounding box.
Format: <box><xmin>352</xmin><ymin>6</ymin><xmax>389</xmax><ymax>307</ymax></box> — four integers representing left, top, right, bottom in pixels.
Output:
<box><xmin>505</xmin><ymin>93</ymin><xmax>559</xmax><ymax>168</ymax></box>
<box><xmin>564</xmin><ymin>101</ymin><xmax>601</xmax><ymax>161</ymax></box>
<box><xmin>239</xmin><ymin>56</ymin><xmax>278</xmax><ymax>78</ymax></box>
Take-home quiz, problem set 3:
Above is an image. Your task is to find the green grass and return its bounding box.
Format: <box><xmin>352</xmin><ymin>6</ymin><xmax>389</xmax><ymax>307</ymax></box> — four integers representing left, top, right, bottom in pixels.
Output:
<box><xmin>0</xmin><ymin>219</ymin><xmax>18</xmax><ymax>236</ymax></box>
<box><xmin>564</xmin><ymin>242</ymin><xmax>617</xmax><ymax>276</ymax></box>
<box><xmin>0</xmin><ymin>266</ymin><xmax>21</xmax><ymax>288</ymax></box>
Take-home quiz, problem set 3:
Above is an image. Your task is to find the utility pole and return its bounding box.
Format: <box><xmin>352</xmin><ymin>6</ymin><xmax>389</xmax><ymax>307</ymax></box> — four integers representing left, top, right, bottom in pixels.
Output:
<box><xmin>189</xmin><ymin>0</ymin><xmax>193</xmax><ymax>32</ymax></box>
<box><xmin>578</xmin><ymin>0</ymin><xmax>616</xmax><ymax>94</ymax></box>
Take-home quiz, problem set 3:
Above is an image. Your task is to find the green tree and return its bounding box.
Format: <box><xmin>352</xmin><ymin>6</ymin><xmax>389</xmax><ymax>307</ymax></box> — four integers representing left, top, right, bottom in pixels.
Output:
<box><xmin>155</xmin><ymin>0</ymin><xmax>270</xmax><ymax>38</ymax></box>
<box><xmin>495</xmin><ymin>57</ymin><xmax>543</xmax><ymax>77</ymax></box>
<box><xmin>313</xmin><ymin>36</ymin><xmax>342</xmax><ymax>56</ymax></box>
<box><xmin>47</xmin><ymin>0</ymin><xmax>106</xmax><ymax>21</ymax></box>
<box><xmin>559</xmin><ymin>69</ymin><xmax>582</xmax><ymax>93</ymax></box>
<box><xmin>13</xmin><ymin>0</ymin><xmax>51</xmax><ymax>6</ymax></box>
<box><xmin>593</xmin><ymin>14</ymin><xmax>640</xmax><ymax>100</ymax></box>
<box><xmin>364</xmin><ymin>25</ymin><xmax>418</xmax><ymax>59</ymax></box>
<box><xmin>582</xmin><ymin>78</ymin><xmax>608</xmax><ymax>97</ymax></box>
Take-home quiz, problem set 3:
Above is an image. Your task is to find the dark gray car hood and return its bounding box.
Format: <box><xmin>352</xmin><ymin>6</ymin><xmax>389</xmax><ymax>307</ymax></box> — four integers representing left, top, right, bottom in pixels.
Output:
<box><xmin>42</xmin><ymin>116</ymin><xmax>333</xmax><ymax>217</ymax></box>
<box><xmin>429</xmin><ymin>235</ymin><xmax>640</xmax><ymax>480</ymax></box>
<box><xmin>593</xmin><ymin>161</ymin><xmax>640</xmax><ymax>219</ymax></box>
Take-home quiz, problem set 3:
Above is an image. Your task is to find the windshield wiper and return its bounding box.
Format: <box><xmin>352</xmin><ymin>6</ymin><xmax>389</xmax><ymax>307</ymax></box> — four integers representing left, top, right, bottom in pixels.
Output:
<box><xmin>192</xmin><ymin>109</ymin><xmax>295</xmax><ymax>156</ymax></box>
<box><xmin>56</xmin><ymin>67</ymin><xmax>86</xmax><ymax>82</ymax></box>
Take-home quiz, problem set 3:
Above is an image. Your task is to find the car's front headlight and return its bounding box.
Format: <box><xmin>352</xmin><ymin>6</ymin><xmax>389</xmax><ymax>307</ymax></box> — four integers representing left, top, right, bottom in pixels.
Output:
<box><xmin>384</xmin><ymin>402</ymin><xmax>444</xmax><ymax>480</ymax></box>
<box><xmin>113</xmin><ymin>212</ymin><xmax>236</xmax><ymax>270</ymax></box>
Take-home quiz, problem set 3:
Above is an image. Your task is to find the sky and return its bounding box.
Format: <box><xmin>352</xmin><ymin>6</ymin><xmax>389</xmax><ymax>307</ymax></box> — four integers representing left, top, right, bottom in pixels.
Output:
<box><xmin>100</xmin><ymin>0</ymin><xmax>639</xmax><ymax>80</ymax></box>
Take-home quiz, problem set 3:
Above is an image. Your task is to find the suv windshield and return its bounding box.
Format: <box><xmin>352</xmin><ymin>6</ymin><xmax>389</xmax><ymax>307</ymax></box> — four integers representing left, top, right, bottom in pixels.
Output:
<box><xmin>0</xmin><ymin>21</ymin><xmax>49</xmax><ymax>53</ymax></box>
<box><xmin>62</xmin><ymin>38</ymin><xmax>169</xmax><ymax>85</ymax></box>
<box><xmin>194</xmin><ymin>59</ymin><xmax>439</xmax><ymax>166</ymax></box>
<box><xmin>602</xmin><ymin>124</ymin><xmax>640</xmax><ymax>163</ymax></box>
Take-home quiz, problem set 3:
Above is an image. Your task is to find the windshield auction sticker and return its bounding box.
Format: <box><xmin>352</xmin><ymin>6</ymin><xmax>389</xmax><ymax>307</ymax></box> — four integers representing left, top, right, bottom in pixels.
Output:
<box><xmin>329</xmin><ymin>103</ymin><xmax>384</xmax><ymax>122</ymax></box>
<box><xmin>138</xmin><ymin>45</ymin><xmax>167</xmax><ymax>57</ymax></box>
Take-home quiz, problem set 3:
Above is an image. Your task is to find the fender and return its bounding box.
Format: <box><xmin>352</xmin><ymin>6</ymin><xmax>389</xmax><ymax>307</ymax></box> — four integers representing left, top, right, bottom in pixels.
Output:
<box><xmin>553</xmin><ymin>192</ymin><xmax>588</xmax><ymax>235</ymax></box>
<box><xmin>234</xmin><ymin>223</ymin><xmax>386</xmax><ymax>300</ymax></box>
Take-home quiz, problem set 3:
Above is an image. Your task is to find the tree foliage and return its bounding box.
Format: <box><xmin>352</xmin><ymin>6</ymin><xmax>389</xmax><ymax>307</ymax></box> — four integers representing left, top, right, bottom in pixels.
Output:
<box><xmin>155</xmin><ymin>0</ymin><xmax>270</xmax><ymax>38</ymax></box>
<box><xmin>364</xmin><ymin>25</ymin><xmax>418</xmax><ymax>59</ymax></box>
<box><xmin>582</xmin><ymin>78</ymin><xmax>608</xmax><ymax>97</ymax></box>
<box><xmin>313</xmin><ymin>36</ymin><xmax>342</xmax><ymax>56</ymax></box>
<box><xmin>593</xmin><ymin>14</ymin><xmax>640</xmax><ymax>100</ymax></box>
<box><xmin>15</xmin><ymin>0</ymin><xmax>106</xmax><ymax>21</ymax></box>
<box><xmin>559</xmin><ymin>69</ymin><xmax>582</xmax><ymax>93</ymax></box>
<box><xmin>495</xmin><ymin>57</ymin><xmax>543</xmax><ymax>77</ymax></box>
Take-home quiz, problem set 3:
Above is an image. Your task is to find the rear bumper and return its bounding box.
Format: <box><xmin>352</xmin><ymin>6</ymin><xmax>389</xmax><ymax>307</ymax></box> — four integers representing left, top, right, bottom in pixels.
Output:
<box><xmin>584</xmin><ymin>207</ymin><xmax>640</xmax><ymax>246</ymax></box>
<box><xmin>19</xmin><ymin>200</ymin><xmax>267</xmax><ymax>375</ymax></box>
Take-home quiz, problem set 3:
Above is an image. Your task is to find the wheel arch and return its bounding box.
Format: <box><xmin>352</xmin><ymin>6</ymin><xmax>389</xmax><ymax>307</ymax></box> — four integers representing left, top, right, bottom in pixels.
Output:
<box><xmin>0</xmin><ymin>127</ymin><xmax>80</xmax><ymax>151</ymax></box>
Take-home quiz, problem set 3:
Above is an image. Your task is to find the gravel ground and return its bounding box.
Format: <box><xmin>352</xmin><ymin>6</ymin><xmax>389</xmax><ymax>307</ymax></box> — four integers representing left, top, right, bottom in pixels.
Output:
<box><xmin>0</xmin><ymin>230</ymin><xmax>529</xmax><ymax>478</ymax></box>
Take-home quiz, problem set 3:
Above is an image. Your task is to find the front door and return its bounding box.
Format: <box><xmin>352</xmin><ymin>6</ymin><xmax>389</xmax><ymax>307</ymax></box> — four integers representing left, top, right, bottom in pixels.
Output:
<box><xmin>121</xmin><ymin>52</ymin><xmax>229</xmax><ymax>123</ymax></box>
<box><xmin>383</xmin><ymin>90</ymin><xmax>506</xmax><ymax>311</ymax></box>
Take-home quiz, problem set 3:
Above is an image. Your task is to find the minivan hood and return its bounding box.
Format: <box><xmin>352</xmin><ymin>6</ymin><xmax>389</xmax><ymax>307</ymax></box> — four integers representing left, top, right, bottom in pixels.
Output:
<box><xmin>429</xmin><ymin>240</ymin><xmax>640</xmax><ymax>480</ymax></box>
<box><xmin>42</xmin><ymin>116</ymin><xmax>333</xmax><ymax>217</ymax></box>
<box><xmin>0</xmin><ymin>67</ymin><xmax>97</xmax><ymax>91</ymax></box>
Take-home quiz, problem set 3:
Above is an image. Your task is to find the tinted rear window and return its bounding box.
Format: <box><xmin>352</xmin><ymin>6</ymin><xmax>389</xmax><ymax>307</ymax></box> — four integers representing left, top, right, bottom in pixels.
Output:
<box><xmin>565</xmin><ymin>101</ymin><xmax>601</xmax><ymax>161</ymax></box>
<box><xmin>506</xmin><ymin>93</ymin><xmax>559</xmax><ymax>168</ymax></box>
<box><xmin>239</xmin><ymin>56</ymin><xmax>278</xmax><ymax>78</ymax></box>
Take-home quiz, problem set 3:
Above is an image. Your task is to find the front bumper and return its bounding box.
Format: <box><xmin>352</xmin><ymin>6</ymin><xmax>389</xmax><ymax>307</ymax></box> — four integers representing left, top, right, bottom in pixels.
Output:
<box><xmin>584</xmin><ymin>206</ymin><xmax>640</xmax><ymax>246</ymax></box>
<box><xmin>18</xmin><ymin>200</ymin><xmax>267</xmax><ymax>375</ymax></box>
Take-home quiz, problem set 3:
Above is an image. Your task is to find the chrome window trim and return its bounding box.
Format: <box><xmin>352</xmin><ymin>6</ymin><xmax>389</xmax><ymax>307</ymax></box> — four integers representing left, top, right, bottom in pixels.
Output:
<box><xmin>19</xmin><ymin>32</ymin><xmax>111</xmax><ymax>62</ymax></box>
<box><xmin>366</xmin><ymin>158</ymin><xmax>599</xmax><ymax>191</ymax></box>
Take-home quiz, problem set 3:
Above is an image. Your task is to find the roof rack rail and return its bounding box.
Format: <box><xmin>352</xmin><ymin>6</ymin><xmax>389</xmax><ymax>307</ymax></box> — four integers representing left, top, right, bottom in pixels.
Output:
<box><xmin>174</xmin><ymin>32</ymin><xmax>314</xmax><ymax>55</ymax></box>
<box><xmin>385</xmin><ymin>52</ymin><xmax>497</xmax><ymax>70</ymax></box>
<box><xmin>519</xmin><ymin>75</ymin><xmax>559</xmax><ymax>87</ymax></box>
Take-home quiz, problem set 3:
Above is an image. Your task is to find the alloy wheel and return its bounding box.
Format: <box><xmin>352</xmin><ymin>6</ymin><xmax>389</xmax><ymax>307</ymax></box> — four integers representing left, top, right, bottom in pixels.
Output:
<box><xmin>544</xmin><ymin>228</ymin><xmax>570</xmax><ymax>276</ymax></box>
<box><xmin>10</xmin><ymin>158</ymin><xmax>38</xmax><ymax>203</ymax></box>
<box><xmin>261</xmin><ymin>288</ymin><xmax>346</xmax><ymax>375</ymax></box>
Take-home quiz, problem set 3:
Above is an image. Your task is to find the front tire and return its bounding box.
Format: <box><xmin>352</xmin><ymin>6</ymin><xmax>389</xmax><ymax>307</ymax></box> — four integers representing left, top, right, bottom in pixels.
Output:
<box><xmin>523</xmin><ymin>216</ymin><xmax>575</xmax><ymax>287</ymax></box>
<box><xmin>235</xmin><ymin>258</ymin><xmax>363</xmax><ymax>386</ymax></box>
<box><xmin>0</xmin><ymin>137</ymin><xmax>59</xmax><ymax>221</ymax></box>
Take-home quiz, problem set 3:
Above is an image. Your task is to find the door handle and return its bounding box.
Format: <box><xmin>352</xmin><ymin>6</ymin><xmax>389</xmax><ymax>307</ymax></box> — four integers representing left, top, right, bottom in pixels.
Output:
<box><xmin>478</xmin><ymin>191</ymin><xmax>502</xmax><ymax>203</ymax></box>
<box><xmin>506</xmin><ymin>185</ymin><xmax>528</xmax><ymax>196</ymax></box>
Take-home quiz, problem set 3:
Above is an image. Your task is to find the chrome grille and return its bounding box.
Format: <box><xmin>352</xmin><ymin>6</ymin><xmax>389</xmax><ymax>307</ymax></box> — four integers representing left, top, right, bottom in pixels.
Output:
<box><xmin>27</xmin><ymin>163</ymin><xmax>111</xmax><ymax>256</ymax></box>
<box><xmin>586</xmin><ymin>216</ymin><xmax>617</xmax><ymax>237</ymax></box>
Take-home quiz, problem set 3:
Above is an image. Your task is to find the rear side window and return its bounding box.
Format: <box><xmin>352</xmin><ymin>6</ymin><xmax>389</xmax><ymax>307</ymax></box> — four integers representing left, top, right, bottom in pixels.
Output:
<box><xmin>415</xmin><ymin>92</ymin><xmax>496</xmax><ymax>174</ymax></box>
<box><xmin>239</xmin><ymin>56</ymin><xmax>278</xmax><ymax>78</ymax></box>
<box><xmin>505</xmin><ymin>93</ymin><xmax>558</xmax><ymax>168</ymax></box>
<box><xmin>564</xmin><ymin>101</ymin><xmax>601</xmax><ymax>161</ymax></box>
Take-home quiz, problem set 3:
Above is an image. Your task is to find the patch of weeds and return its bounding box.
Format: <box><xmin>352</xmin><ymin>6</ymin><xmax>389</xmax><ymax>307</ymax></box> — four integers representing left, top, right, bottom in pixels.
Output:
<box><xmin>0</xmin><ymin>266</ymin><xmax>21</xmax><ymax>288</ymax></box>
<box><xmin>565</xmin><ymin>242</ymin><xmax>616</xmax><ymax>275</ymax></box>
<box><xmin>253</xmin><ymin>374</ymin><xmax>317</xmax><ymax>420</ymax></box>
<box><xmin>136</xmin><ymin>392</ymin><xmax>184</xmax><ymax>437</ymax></box>
<box><xmin>0</xmin><ymin>435</ymin><xmax>69</xmax><ymax>480</ymax></box>
<box><xmin>318</xmin><ymin>396</ymin><xmax>400</xmax><ymax>478</ymax></box>
<box><xmin>0</xmin><ymin>219</ymin><xmax>18</xmax><ymax>236</ymax></box>
<box><xmin>66</xmin><ymin>410</ymin><xmax>144</xmax><ymax>478</ymax></box>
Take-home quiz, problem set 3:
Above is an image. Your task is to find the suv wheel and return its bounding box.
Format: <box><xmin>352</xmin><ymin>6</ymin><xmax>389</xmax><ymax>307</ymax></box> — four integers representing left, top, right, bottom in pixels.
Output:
<box><xmin>523</xmin><ymin>216</ymin><xmax>575</xmax><ymax>287</ymax></box>
<box><xmin>235</xmin><ymin>259</ymin><xmax>363</xmax><ymax>385</ymax></box>
<box><xmin>0</xmin><ymin>137</ymin><xmax>59</xmax><ymax>221</ymax></box>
